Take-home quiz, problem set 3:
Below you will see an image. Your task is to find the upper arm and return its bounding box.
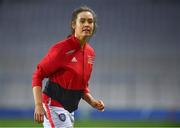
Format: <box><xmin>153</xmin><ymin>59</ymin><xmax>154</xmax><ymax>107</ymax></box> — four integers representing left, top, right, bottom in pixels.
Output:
<box><xmin>38</xmin><ymin>44</ymin><xmax>65</xmax><ymax>76</ymax></box>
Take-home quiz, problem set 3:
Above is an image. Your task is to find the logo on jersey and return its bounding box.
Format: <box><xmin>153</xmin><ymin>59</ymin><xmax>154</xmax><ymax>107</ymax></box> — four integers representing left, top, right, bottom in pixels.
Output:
<box><xmin>58</xmin><ymin>113</ymin><xmax>66</xmax><ymax>122</ymax></box>
<box><xmin>87</xmin><ymin>55</ymin><xmax>94</xmax><ymax>64</ymax></box>
<box><xmin>71</xmin><ymin>57</ymin><xmax>77</xmax><ymax>62</ymax></box>
<box><xmin>65</xmin><ymin>49</ymin><xmax>76</xmax><ymax>55</ymax></box>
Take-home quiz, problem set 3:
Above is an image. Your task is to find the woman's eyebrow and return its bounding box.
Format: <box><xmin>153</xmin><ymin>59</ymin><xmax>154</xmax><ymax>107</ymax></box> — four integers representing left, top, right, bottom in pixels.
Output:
<box><xmin>79</xmin><ymin>17</ymin><xmax>93</xmax><ymax>20</ymax></box>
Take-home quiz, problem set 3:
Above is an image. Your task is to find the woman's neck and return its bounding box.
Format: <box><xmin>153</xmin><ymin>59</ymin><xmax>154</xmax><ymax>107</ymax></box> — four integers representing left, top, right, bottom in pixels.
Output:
<box><xmin>74</xmin><ymin>34</ymin><xmax>87</xmax><ymax>47</ymax></box>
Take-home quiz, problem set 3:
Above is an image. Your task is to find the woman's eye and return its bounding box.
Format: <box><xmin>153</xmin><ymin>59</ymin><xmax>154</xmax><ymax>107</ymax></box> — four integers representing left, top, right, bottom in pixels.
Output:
<box><xmin>79</xmin><ymin>19</ymin><xmax>93</xmax><ymax>24</ymax></box>
<box><xmin>88</xmin><ymin>20</ymin><xmax>93</xmax><ymax>24</ymax></box>
<box><xmin>80</xmin><ymin>20</ymin><xmax>85</xmax><ymax>23</ymax></box>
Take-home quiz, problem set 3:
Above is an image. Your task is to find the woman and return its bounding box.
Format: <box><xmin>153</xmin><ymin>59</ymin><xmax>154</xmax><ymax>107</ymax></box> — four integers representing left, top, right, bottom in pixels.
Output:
<box><xmin>32</xmin><ymin>6</ymin><xmax>104</xmax><ymax>128</ymax></box>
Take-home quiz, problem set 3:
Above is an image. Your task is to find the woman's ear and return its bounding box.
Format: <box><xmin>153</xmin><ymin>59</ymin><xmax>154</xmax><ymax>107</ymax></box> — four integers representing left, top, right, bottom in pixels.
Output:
<box><xmin>71</xmin><ymin>21</ymin><xmax>76</xmax><ymax>30</ymax></box>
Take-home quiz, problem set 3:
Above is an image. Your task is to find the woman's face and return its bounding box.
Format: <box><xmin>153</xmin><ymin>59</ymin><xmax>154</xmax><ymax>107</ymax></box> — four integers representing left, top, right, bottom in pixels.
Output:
<box><xmin>72</xmin><ymin>11</ymin><xmax>94</xmax><ymax>40</ymax></box>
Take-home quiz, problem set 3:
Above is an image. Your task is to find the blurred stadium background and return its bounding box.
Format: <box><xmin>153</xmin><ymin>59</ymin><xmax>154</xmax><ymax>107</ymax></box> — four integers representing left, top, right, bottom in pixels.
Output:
<box><xmin>0</xmin><ymin>0</ymin><xmax>180</xmax><ymax>127</ymax></box>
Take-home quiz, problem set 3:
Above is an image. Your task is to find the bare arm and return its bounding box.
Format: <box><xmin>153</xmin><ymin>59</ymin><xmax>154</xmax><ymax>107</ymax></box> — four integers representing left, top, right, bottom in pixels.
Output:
<box><xmin>82</xmin><ymin>92</ymin><xmax>105</xmax><ymax>111</ymax></box>
<box><xmin>33</xmin><ymin>86</ymin><xmax>43</xmax><ymax>106</ymax></box>
<box><xmin>33</xmin><ymin>86</ymin><xmax>47</xmax><ymax>123</ymax></box>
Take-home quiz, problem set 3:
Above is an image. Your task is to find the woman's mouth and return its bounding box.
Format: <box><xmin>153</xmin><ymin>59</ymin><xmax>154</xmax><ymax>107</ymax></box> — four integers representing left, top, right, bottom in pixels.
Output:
<box><xmin>82</xmin><ymin>28</ymin><xmax>91</xmax><ymax>33</ymax></box>
<box><xmin>83</xmin><ymin>29</ymin><xmax>90</xmax><ymax>32</ymax></box>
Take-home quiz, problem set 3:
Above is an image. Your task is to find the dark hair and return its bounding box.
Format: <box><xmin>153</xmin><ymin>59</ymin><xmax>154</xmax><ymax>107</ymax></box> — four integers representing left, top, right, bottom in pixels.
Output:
<box><xmin>71</xmin><ymin>5</ymin><xmax>97</xmax><ymax>35</ymax></box>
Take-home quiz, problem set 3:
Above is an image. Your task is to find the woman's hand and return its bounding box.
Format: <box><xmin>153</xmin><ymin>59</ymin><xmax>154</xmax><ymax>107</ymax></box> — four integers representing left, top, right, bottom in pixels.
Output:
<box><xmin>33</xmin><ymin>86</ymin><xmax>47</xmax><ymax>123</ymax></box>
<box><xmin>82</xmin><ymin>92</ymin><xmax>105</xmax><ymax>112</ymax></box>
<box><xmin>91</xmin><ymin>99</ymin><xmax>105</xmax><ymax>112</ymax></box>
<box><xmin>34</xmin><ymin>104</ymin><xmax>47</xmax><ymax>123</ymax></box>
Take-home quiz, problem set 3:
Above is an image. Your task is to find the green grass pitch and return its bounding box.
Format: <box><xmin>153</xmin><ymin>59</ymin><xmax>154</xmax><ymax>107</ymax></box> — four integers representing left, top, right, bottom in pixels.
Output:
<box><xmin>0</xmin><ymin>119</ymin><xmax>180</xmax><ymax>127</ymax></box>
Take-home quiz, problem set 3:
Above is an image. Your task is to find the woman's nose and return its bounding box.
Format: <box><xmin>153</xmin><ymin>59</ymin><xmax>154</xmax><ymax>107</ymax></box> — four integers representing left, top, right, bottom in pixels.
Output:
<box><xmin>84</xmin><ymin>21</ymin><xmax>90</xmax><ymax>26</ymax></box>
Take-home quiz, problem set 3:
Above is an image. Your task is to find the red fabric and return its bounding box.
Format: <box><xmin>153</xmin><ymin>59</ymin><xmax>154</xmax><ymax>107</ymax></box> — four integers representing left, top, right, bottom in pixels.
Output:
<box><xmin>44</xmin><ymin>102</ymin><xmax>55</xmax><ymax>128</ymax></box>
<box><xmin>32</xmin><ymin>35</ymin><xmax>95</xmax><ymax>106</ymax></box>
<box><xmin>42</xmin><ymin>93</ymin><xmax>63</xmax><ymax>107</ymax></box>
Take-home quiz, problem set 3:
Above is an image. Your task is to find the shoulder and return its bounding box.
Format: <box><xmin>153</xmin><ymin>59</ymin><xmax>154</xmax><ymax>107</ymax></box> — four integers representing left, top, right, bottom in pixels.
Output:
<box><xmin>86</xmin><ymin>43</ymin><xmax>95</xmax><ymax>53</ymax></box>
<box><xmin>48</xmin><ymin>37</ymin><xmax>72</xmax><ymax>53</ymax></box>
<box><xmin>86</xmin><ymin>43</ymin><xmax>95</xmax><ymax>56</ymax></box>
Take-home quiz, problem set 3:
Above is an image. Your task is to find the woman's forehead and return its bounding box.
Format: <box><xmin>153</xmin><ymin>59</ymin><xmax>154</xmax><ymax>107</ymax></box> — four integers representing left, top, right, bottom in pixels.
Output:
<box><xmin>77</xmin><ymin>11</ymin><xmax>93</xmax><ymax>19</ymax></box>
